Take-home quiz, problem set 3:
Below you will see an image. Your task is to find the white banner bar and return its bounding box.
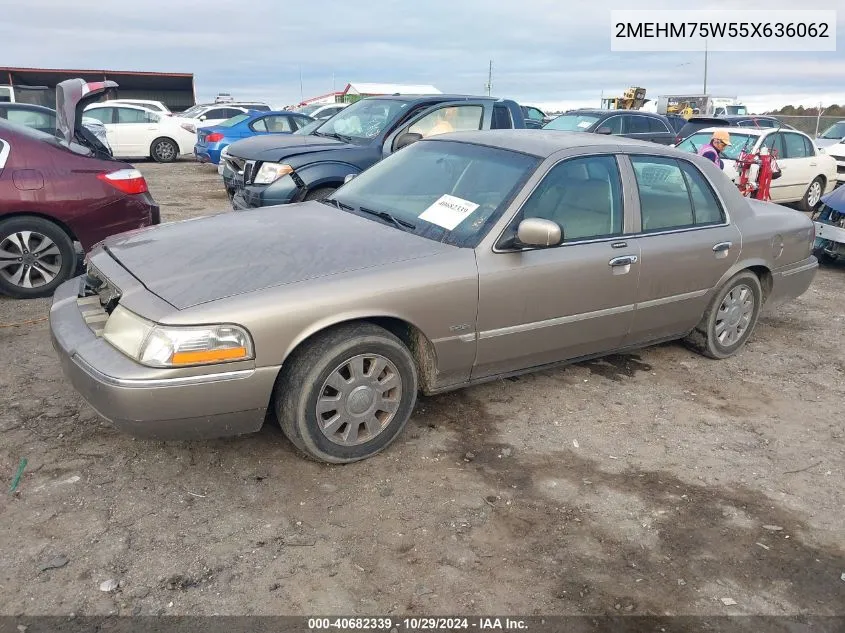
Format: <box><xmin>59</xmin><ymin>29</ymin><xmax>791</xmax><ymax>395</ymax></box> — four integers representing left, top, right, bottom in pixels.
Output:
<box><xmin>610</xmin><ymin>10</ymin><xmax>837</xmax><ymax>52</ymax></box>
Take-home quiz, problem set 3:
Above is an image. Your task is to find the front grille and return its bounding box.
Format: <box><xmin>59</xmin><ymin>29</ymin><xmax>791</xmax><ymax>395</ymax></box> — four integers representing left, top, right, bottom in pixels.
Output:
<box><xmin>226</xmin><ymin>156</ymin><xmax>246</xmax><ymax>174</ymax></box>
<box><xmin>243</xmin><ymin>160</ymin><xmax>256</xmax><ymax>184</ymax></box>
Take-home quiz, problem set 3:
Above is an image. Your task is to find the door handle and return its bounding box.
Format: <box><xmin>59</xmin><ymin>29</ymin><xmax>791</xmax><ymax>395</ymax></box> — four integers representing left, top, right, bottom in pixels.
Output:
<box><xmin>809</xmin><ymin>162</ymin><xmax>817</xmax><ymax>166</ymax></box>
<box><xmin>712</xmin><ymin>242</ymin><xmax>732</xmax><ymax>252</ymax></box>
<box><xmin>609</xmin><ymin>255</ymin><xmax>638</xmax><ymax>266</ymax></box>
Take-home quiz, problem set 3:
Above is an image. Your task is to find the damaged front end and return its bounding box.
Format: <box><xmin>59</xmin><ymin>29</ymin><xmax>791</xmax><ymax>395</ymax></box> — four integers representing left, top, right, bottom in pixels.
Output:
<box><xmin>812</xmin><ymin>185</ymin><xmax>845</xmax><ymax>261</ymax></box>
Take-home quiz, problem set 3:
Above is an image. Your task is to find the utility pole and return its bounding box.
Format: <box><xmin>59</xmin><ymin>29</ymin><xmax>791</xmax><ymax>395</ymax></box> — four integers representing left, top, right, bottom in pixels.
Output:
<box><xmin>703</xmin><ymin>39</ymin><xmax>708</xmax><ymax>94</ymax></box>
<box><xmin>299</xmin><ymin>67</ymin><xmax>304</xmax><ymax>103</ymax></box>
<box><xmin>485</xmin><ymin>60</ymin><xmax>492</xmax><ymax>96</ymax></box>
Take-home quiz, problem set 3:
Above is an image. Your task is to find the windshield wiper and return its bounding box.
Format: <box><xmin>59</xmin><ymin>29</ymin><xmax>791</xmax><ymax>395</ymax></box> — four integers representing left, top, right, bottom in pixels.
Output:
<box><xmin>321</xmin><ymin>198</ymin><xmax>353</xmax><ymax>211</ymax></box>
<box><xmin>357</xmin><ymin>206</ymin><xmax>416</xmax><ymax>232</ymax></box>
<box><xmin>314</xmin><ymin>131</ymin><xmax>353</xmax><ymax>143</ymax></box>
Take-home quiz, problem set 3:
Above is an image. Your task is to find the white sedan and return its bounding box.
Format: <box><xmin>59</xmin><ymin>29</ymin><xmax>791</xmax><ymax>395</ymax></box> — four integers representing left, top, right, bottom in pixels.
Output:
<box><xmin>83</xmin><ymin>103</ymin><xmax>197</xmax><ymax>163</ymax></box>
<box><xmin>675</xmin><ymin>127</ymin><xmax>837</xmax><ymax>211</ymax></box>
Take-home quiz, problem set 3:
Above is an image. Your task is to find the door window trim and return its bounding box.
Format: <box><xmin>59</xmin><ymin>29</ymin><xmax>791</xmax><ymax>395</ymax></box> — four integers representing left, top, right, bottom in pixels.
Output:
<box><xmin>622</xmin><ymin>153</ymin><xmax>732</xmax><ymax>238</ymax></box>
<box><xmin>491</xmin><ymin>152</ymin><xmax>629</xmax><ymax>253</ymax></box>
<box><xmin>0</xmin><ymin>139</ymin><xmax>10</xmax><ymax>169</ymax></box>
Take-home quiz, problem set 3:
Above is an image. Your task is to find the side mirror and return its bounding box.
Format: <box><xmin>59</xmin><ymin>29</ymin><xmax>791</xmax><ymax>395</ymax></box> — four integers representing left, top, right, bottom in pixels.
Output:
<box><xmin>596</xmin><ymin>126</ymin><xmax>613</xmax><ymax>135</ymax></box>
<box><xmin>199</xmin><ymin>115</ymin><xmax>207</xmax><ymax>121</ymax></box>
<box><xmin>395</xmin><ymin>132</ymin><xmax>422</xmax><ymax>150</ymax></box>
<box><xmin>515</xmin><ymin>218</ymin><xmax>562</xmax><ymax>247</ymax></box>
<box><xmin>344</xmin><ymin>173</ymin><xmax>357</xmax><ymax>184</ymax></box>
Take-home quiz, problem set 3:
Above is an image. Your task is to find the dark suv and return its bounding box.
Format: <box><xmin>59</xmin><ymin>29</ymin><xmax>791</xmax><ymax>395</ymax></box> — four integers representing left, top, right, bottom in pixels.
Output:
<box><xmin>543</xmin><ymin>109</ymin><xmax>678</xmax><ymax>145</ymax></box>
<box><xmin>673</xmin><ymin>115</ymin><xmax>792</xmax><ymax>145</ymax></box>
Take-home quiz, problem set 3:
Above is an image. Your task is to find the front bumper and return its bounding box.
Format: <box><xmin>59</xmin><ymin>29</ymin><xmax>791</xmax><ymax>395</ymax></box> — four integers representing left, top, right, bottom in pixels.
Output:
<box><xmin>768</xmin><ymin>256</ymin><xmax>818</xmax><ymax>307</ymax></box>
<box><xmin>230</xmin><ymin>173</ymin><xmax>301</xmax><ymax>210</ymax></box>
<box><xmin>49</xmin><ymin>276</ymin><xmax>278</xmax><ymax>440</ymax></box>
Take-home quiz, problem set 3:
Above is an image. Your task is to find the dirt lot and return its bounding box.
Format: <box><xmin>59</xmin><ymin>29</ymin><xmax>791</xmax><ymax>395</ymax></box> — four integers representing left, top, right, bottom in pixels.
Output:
<box><xmin>1</xmin><ymin>159</ymin><xmax>843</xmax><ymax>617</ymax></box>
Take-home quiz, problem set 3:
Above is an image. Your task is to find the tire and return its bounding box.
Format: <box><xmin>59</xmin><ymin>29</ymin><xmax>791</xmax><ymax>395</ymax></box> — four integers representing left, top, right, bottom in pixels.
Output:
<box><xmin>801</xmin><ymin>177</ymin><xmax>824</xmax><ymax>213</ymax></box>
<box><xmin>274</xmin><ymin>323</ymin><xmax>418</xmax><ymax>464</ymax></box>
<box><xmin>683</xmin><ymin>270</ymin><xmax>763</xmax><ymax>360</ymax></box>
<box><xmin>303</xmin><ymin>186</ymin><xmax>336</xmax><ymax>202</ymax></box>
<box><xmin>150</xmin><ymin>137</ymin><xmax>179</xmax><ymax>163</ymax></box>
<box><xmin>0</xmin><ymin>216</ymin><xmax>76</xmax><ymax>299</ymax></box>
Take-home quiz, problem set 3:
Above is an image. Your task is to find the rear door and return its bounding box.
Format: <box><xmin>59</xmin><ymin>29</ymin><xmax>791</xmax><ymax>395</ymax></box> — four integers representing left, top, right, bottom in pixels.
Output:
<box><xmin>780</xmin><ymin>131</ymin><xmax>817</xmax><ymax>200</ymax></box>
<box><xmin>646</xmin><ymin>116</ymin><xmax>674</xmax><ymax>144</ymax></box>
<box><xmin>473</xmin><ymin>152</ymin><xmax>641</xmax><ymax>379</ymax></box>
<box><xmin>762</xmin><ymin>131</ymin><xmax>801</xmax><ymax>201</ymax></box>
<box><xmin>622</xmin><ymin>153</ymin><xmax>741</xmax><ymax>345</ymax></box>
<box><xmin>114</xmin><ymin>107</ymin><xmax>158</xmax><ymax>157</ymax></box>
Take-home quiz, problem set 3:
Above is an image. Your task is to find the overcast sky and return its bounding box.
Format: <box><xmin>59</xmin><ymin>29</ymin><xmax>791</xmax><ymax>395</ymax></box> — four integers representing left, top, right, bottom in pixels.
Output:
<box><xmin>2</xmin><ymin>0</ymin><xmax>842</xmax><ymax>112</ymax></box>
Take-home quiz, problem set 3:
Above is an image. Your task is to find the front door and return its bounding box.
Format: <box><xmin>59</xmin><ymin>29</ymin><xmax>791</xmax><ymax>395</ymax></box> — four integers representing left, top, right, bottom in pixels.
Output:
<box><xmin>622</xmin><ymin>154</ymin><xmax>742</xmax><ymax>345</ymax></box>
<box><xmin>473</xmin><ymin>154</ymin><xmax>640</xmax><ymax>379</ymax></box>
<box><xmin>383</xmin><ymin>101</ymin><xmax>490</xmax><ymax>157</ymax></box>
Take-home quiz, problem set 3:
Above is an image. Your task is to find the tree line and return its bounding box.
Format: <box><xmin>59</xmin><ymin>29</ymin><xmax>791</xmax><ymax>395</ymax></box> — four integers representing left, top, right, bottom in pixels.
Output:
<box><xmin>765</xmin><ymin>104</ymin><xmax>845</xmax><ymax>117</ymax></box>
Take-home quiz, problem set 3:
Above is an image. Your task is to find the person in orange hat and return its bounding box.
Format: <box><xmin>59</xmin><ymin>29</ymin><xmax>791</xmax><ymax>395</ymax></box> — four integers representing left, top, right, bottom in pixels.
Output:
<box><xmin>697</xmin><ymin>129</ymin><xmax>731</xmax><ymax>169</ymax></box>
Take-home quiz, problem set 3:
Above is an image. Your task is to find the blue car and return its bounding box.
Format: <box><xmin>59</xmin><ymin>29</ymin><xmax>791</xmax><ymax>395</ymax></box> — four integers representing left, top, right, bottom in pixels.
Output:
<box><xmin>193</xmin><ymin>110</ymin><xmax>314</xmax><ymax>164</ymax></box>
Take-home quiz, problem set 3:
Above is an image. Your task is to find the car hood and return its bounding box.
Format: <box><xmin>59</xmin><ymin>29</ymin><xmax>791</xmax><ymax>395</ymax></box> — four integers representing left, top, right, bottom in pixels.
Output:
<box><xmin>102</xmin><ymin>201</ymin><xmax>455</xmax><ymax>309</ymax></box>
<box><xmin>225</xmin><ymin>133</ymin><xmax>352</xmax><ymax>162</ymax></box>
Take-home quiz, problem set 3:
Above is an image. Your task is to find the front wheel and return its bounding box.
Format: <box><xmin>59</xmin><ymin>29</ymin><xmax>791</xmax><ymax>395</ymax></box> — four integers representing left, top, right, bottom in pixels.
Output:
<box><xmin>683</xmin><ymin>271</ymin><xmax>763</xmax><ymax>360</ymax></box>
<box><xmin>150</xmin><ymin>137</ymin><xmax>179</xmax><ymax>163</ymax></box>
<box><xmin>303</xmin><ymin>186</ymin><xmax>336</xmax><ymax>202</ymax></box>
<box><xmin>275</xmin><ymin>323</ymin><xmax>418</xmax><ymax>463</ymax></box>
<box><xmin>801</xmin><ymin>177</ymin><xmax>824</xmax><ymax>213</ymax></box>
<box><xmin>0</xmin><ymin>216</ymin><xmax>76</xmax><ymax>299</ymax></box>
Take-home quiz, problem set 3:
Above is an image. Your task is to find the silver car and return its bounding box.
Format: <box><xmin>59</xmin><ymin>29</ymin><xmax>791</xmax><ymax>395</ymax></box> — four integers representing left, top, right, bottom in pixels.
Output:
<box><xmin>50</xmin><ymin>131</ymin><xmax>818</xmax><ymax>463</ymax></box>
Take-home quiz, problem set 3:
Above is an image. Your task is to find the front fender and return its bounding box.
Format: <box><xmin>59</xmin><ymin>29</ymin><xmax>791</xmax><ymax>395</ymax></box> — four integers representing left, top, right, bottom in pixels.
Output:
<box><xmin>294</xmin><ymin>161</ymin><xmax>362</xmax><ymax>194</ymax></box>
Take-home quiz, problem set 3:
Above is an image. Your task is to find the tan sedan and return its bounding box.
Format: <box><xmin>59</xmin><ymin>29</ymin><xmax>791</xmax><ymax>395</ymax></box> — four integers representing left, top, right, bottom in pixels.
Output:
<box><xmin>50</xmin><ymin>131</ymin><xmax>818</xmax><ymax>463</ymax></box>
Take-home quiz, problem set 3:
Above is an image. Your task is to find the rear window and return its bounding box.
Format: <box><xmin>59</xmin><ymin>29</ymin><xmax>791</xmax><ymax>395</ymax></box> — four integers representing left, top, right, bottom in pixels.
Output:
<box><xmin>217</xmin><ymin>114</ymin><xmax>250</xmax><ymax>128</ymax></box>
<box><xmin>0</xmin><ymin>119</ymin><xmax>93</xmax><ymax>157</ymax></box>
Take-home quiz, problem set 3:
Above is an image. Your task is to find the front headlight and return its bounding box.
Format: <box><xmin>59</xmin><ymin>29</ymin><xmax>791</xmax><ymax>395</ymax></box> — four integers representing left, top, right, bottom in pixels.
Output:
<box><xmin>102</xmin><ymin>306</ymin><xmax>254</xmax><ymax>368</ymax></box>
<box><xmin>253</xmin><ymin>162</ymin><xmax>294</xmax><ymax>185</ymax></box>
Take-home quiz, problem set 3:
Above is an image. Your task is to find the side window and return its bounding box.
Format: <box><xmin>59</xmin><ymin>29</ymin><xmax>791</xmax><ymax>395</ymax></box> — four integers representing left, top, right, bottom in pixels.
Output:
<box><xmin>408</xmin><ymin>105</ymin><xmax>484</xmax><ymax>138</ymax></box>
<box><xmin>627</xmin><ymin>116</ymin><xmax>650</xmax><ymax>134</ymax></box>
<box><xmin>527</xmin><ymin>107</ymin><xmax>544</xmax><ymax>122</ymax></box>
<box><xmin>763</xmin><ymin>132</ymin><xmax>786</xmax><ymax>158</ymax></box>
<box><xmin>250</xmin><ymin>117</ymin><xmax>268</xmax><ymax>132</ymax></box>
<box><xmin>7</xmin><ymin>109</ymin><xmax>53</xmax><ymax>130</ymax></box>
<box><xmin>264</xmin><ymin>116</ymin><xmax>293</xmax><ymax>133</ymax></box>
<box><xmin>648</xmin><ymin>117</ymin><xmax>671</xmax><ymax>133</ymax></box>
<box><xmin>116</xmin><ymin>108</ymin><xmax>152</xmax><ymax>124</ymax></box>
<box><xmin>293</xmin><ymin>116</ymin><xmax>312</xmax><ymax>129</ymax></box>
<box><xmin>520</xmin><ymin>155</ymin><xmax>624</xmax><ymax>242</ymax></box>
<box><xmin>491</xmin><ymin>105</ymin><xmax>512</xmax><ymax>130</ymax></box>
<box><xmin>803</xmin><ymin>135</ymin><xmax>816</xmax><ymax>157</ymax></box>
<box><xmin>679</xmin><ymin>162</ymin><xmax>725</xmax><ymax>225</ymax></box>
<box><xmin>631</xmin><ymin>156</ymin><xmax>695</xmax><ymax>231</ymax></box>
<box><xmin>783</xmin><ymin>132</ymin><xmax>808</xmax><ymax>158</ymax></box>
<box><xmin>601</xmin><ymin>116</ymin><xmax>623</xmax><ymax>134</ymax></box>
<box><xmin>85</xmin><ymin>108</ymin><xmax>114</xmax><ymax>124</ymax></box>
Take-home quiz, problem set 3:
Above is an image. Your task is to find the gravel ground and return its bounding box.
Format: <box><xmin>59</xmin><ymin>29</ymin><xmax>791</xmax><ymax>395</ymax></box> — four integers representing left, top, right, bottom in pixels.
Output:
<box><xmin>0</xmin><ymin>158</ymin><xmax>843</xmax><ymax>617</ymax></box>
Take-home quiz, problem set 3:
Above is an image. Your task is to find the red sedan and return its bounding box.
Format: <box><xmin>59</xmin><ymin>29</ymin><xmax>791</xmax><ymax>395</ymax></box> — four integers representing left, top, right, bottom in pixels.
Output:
<box><xmin>0</xmin><ymin>79</ymin><xmax>160</xmax><ymax>299</ymax></box>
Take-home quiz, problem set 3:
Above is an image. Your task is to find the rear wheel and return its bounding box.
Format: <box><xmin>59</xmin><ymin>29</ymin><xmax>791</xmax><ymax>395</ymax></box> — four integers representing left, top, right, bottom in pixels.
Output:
<box><xmin>801</xmin><ymin>177</ymin><xmax>824</xmax><ymax>213</ymax></box>
<box><xmin>0</xmin><ymin>216</ymin><xmax>76</xmax><ymax>299</ymax></box>
<box><xmin>303</xmin><ymin>186</ymin><xmax>336</xmax><ymax>202</ymax></box>
<box><xmin>151</xmin><ymin>137</ymin><xmax>179</xmax><ymax>163</ymax></box>
<box><xmin>274</xmin><ymin>323</ymin><xmax>418</xmax><ymax>463</ymax></box>
<box><xmin>683</xmin><ymin>271</ymin><xmax>762</xmax><ymax>360</ymax></box>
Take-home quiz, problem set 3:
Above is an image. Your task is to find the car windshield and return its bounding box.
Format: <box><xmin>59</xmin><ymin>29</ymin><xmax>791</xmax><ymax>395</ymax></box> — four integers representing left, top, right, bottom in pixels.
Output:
<box><xmin>329</xmin><ymin>139</ymin><xmax>540</xmax><ymax>247</ymax></box>
<box><xmin>313</xmin><ymin>98</ymin><xmax>412</xmax><ymax>142</ymax></box>
<box><xmin>543</xmin><ymin>113</ymin><xmax>601</xmax><ymax>131</ymax></box>
<box><xmin>180</xmin><ymin>105</ymin><xmax>206</xmax><ymax>118</ymax></box>
<box><xmin>217</xmin><ymin>114</ymin><xmax>250</xmax><ymax>128</ymax></box>
<box><xmin>675</xmin><ymin>131</ymin><xmax>758</xmax><ymax>160</ymax></box>
<box><xmin>297</xmin><ymin>104</ymin><xmax>321</xmax><ymax>116</ymax></box>
<box><xmin>820</xmin><ymin>122</ymin><xmax>845</xmax><ymax>140</ymax></box>
<box><xmin>293</xmin><ymin>119</ymin><xmax>322</xmax><ymax>135</ymax></box>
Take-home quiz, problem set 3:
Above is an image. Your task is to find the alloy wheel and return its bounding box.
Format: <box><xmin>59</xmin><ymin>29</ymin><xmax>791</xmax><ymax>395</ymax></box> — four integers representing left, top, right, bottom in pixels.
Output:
<box><xmin>315</xmin><ymin>353</ymin><xmax>403</xmax><ymax>446</ymax></box>
<box><xmin>714</xmin><ymin>284</ymin><xmax>754</xmax><ymax>346</ymax></box>
<box><xmin>807</xmin><ymin>181</ymin><xmax>822</xmax><ymax>208</ymax></box>
<box><xmin>0</xmin><ymin>231</ymin><xmax>63</xmax><ymax>289</ymax></box>
<box><xmin>154</xmin><ymin>140</ymin><xmax>176</xmax><ymax>161</ymax></box>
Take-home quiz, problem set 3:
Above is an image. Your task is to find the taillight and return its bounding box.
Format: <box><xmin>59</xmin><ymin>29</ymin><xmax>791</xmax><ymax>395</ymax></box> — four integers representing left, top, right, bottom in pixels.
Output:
<box><xmin>97</xmin><ymin>169</ymin><xmax>149</xmax><ymax>195</ymax></box>
<box><xmin>206</xmin><ymin>132</ymin><xmax>224</xmax><ymax>142</ymax></box>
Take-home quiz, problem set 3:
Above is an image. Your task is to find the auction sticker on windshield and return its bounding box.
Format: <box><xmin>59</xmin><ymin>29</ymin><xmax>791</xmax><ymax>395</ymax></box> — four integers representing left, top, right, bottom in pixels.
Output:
<box><xmin>418</xmin><ymin>194</ymin><xmax>480</xmax><ymax>230</ymax></box>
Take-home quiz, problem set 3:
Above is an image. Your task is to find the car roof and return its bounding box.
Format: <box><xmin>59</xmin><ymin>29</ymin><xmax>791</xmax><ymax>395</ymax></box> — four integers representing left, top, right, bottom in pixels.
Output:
<box><xmin>691</xmin><ymin>127</ymin><xmax>765</xmax><ymax>136</ymax></box>
<box><xmin>424</xmin><ymin>129</ymin><xmax>667</xmax><ymax>157</ymax></box>
<box><xmin>87</xmin><ymin>103</ymin><xmax>154</xmax><ymax>112</ymax></box>
<box><xmin>362</xmin><ymin>94</ymin><xmax>503</xmax><ymax>103</ymax></box>
<box><xmin>569</xmin><ymin>109</ymin><xmax>663</xmax><ymax>117</ymax></box>
<box><xmin>1</xmin><ymin>103</ymin><xmax>54</xmax><ymax>113</ymax></box>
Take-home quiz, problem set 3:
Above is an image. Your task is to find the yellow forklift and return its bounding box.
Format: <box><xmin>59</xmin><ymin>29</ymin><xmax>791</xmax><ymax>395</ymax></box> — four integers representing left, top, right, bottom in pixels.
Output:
<box><xmin>601</xmin><ymin>86</ymin><xmax>648</xmax><ymax>110</ymax></box>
